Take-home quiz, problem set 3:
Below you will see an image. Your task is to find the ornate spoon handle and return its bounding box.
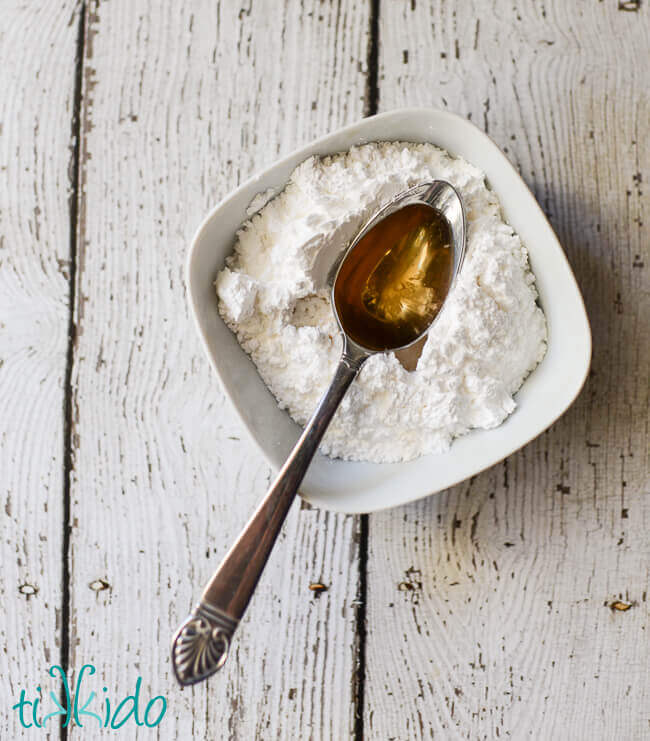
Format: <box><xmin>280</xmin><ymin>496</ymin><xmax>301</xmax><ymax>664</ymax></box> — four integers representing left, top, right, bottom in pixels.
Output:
<box><xmin>171</xmin><ymin>346</ymin><xmax>366</xmax><ymax>685</ymax></box>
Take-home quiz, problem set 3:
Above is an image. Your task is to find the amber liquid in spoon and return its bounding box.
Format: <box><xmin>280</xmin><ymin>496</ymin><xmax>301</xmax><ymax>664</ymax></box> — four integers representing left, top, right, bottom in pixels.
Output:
<box><xmin>334</xmin><ymin>203</ymin><xmax>453</xmax><ymax>351</ymax></box>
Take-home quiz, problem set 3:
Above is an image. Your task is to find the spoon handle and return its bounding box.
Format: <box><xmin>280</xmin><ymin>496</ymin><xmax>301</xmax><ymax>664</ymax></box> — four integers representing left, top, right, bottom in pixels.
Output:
<box><xmin>171</xmin><ymin>346</ymin><xmax>366</xmax><ymax>685</ymax></box>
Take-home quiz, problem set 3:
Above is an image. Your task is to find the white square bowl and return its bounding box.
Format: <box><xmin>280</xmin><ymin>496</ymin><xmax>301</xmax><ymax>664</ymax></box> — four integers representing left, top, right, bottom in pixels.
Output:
<box><xmin>187</xmin><ymin>108</ymin><xmax>591</xmax><ymax>514</ymax></box>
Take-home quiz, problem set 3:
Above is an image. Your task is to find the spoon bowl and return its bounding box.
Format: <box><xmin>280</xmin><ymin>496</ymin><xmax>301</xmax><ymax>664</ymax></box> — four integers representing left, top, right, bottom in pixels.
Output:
<box><xmin>333</xmin><ymin>181</ymin><xmax>466</xmax><ymax>358</ymax></box>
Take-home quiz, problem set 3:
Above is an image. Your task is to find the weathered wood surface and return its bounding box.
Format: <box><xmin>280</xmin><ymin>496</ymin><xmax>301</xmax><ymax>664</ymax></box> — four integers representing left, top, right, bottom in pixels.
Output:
<box><xmin>0</xmin><ymin>1</ymin><xmax>79</xmax><ymax>735</ymax></box>
<box><xmin>66</xmin><ymin>1</ymin><xmax>369</xmax><ymax>739</ymax></box>
<box><xmin>2</xmin><ymin>0</ymin><xmax>648</xmax><ymax>739</ymax></box>
<box><xmin>365</xmin><ymin>2</ymin><xmax>649</xmax><ymax>739</ymax></box>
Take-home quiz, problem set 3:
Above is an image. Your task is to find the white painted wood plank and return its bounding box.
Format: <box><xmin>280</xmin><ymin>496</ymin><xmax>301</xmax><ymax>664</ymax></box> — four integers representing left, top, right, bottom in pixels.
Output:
<box><xmin>367</xmin><ymin>1</ymin><xmax>649</xmax><ymax>738</ymax></box>
<box><xmin>0</xmin><ymin>2</ymin><xmax>80</xmax><ymax>736</ymax></box>
<box><xmin>68</xmin><ymin>1</ymin><xmax>369</xmax><ymax>738</ymax></box>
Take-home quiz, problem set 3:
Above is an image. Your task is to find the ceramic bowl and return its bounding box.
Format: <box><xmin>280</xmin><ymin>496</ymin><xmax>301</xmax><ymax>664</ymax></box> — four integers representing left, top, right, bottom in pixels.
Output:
<box><xmin>186</xmin><ymin>108</ymin><xmax>591</xmax><ymax>513</ymax></box>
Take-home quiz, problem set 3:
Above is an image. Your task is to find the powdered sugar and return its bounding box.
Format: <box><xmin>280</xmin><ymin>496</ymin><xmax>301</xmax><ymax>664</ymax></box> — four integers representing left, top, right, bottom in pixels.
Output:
<box><xmin>216</xmin><ymin>142</ymin><xmax>547</xmax><ymax>462</ymax></box>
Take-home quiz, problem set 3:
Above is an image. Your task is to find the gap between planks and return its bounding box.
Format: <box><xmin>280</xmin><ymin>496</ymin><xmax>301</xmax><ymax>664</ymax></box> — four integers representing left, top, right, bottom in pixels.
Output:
<box><xmin>60</xmin><ymin>3</ymin><xmax>87</xmax><ymax>740</ymax></box>
<box><xmin>355</xmin><ymin>4</ymin><xmax>381</xmax><ymax>739</ymax></box>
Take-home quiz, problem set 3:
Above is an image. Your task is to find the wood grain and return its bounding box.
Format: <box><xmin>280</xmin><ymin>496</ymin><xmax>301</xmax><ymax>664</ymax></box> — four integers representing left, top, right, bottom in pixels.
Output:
<box><xmin>67</xmin><ymin>1</ymin><xmax>369</xmax><ymax>738</ymax></box>
<box><xmin>0</xmin><ymin>2</ymin><xmax>80</xmax><ymax>736</ymax></box>
<box><xmin>366</xmin><ymin>1</ymin><xmax>649</xmax><ymax>738</ymax></box>
<box><xmin>3</xmin><ymin>1</ymin><xmax>648</xmax><ymax>738</ymax></box>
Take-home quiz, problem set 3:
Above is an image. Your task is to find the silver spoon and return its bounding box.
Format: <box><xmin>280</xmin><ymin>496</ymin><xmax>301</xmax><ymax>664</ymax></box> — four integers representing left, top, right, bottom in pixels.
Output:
<box><xmin>172</xmin><ymin>180</ymin><xmax>466</xmax><ymax>685</ymax></box>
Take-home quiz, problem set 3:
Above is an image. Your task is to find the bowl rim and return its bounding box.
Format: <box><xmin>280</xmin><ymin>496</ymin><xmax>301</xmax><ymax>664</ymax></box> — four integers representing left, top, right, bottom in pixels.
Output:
<box><xmin>186</xmin><ymin>107</ymin><xmax>592</xmax><ymax>514</ymax></box>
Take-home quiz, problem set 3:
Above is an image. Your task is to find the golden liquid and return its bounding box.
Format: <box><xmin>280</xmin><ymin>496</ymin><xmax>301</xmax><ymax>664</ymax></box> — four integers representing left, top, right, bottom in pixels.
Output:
<box><xmin>334</xmin><ymin>203</ymin><xmax>453</xmax><ymax>351</ymax></box>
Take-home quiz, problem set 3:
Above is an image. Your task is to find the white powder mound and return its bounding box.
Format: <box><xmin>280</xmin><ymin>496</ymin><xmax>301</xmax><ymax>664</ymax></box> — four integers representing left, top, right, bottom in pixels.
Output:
<box><xmin>216</xmin><ymin>142</ymin><xmax>547</xmax><ymax>463</ymax></box>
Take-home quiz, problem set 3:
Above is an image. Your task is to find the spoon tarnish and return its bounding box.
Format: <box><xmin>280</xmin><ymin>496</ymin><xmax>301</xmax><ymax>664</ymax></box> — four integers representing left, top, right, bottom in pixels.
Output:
<box><xmin>172</xmin><ymin>181</ymin><xmax>466</xmax><ymax>686</ymax></box>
